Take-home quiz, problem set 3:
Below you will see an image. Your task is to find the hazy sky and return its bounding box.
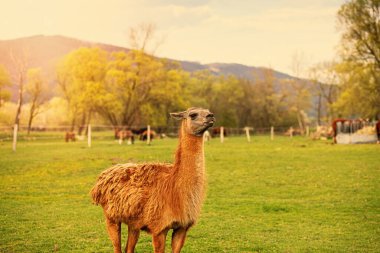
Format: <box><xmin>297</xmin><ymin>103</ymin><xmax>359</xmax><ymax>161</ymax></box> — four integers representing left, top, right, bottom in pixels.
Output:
<box><xmin>1</xmin><ymin>0</ymin><xmax>344</xmax><ymax>75</ymax></box>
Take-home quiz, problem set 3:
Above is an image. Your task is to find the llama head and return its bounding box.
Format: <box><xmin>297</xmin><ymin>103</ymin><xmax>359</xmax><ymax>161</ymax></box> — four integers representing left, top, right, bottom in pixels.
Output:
<box><xmin>170</xmin><ymin>107</ymin><xmax>215</xmax><ymax>137</ymax></box>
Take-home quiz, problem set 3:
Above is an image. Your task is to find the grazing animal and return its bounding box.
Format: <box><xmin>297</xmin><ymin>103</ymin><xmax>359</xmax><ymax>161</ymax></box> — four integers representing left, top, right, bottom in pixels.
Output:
<box><xmin>65</xmin><ymin>131</ymin><xmax>75</xmax><ymax>142</ymax></box>
<box><xmin>140</xmin><ymin>129</ymin><xmax>156</xmax><ymax>141</ymax></box>
<box><xmin>91</xmin><ymin>107</ymin><xmax>215</xmax><ymax>253</ymax></box>
<box><xmin>376</xmin><ymin>120</ymin><xmax>380</xmax><ymax>144</ymax></box>
<box><xmin>115</xmin><ymin>129</ymin><xmax>135</xmax><ymax>144</ymax></box>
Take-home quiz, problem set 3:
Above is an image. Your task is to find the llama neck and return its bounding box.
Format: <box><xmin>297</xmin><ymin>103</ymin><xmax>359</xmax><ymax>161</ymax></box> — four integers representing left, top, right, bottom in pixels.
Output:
<box><xmin>173</xmin><ymin>120</ymin><xmax>205</xmax><ymax>181</ymax></box>
<box><xmin>170</xmin><ymin>120</ymin><xmax>206</xmax><ymax>223</ymax></box>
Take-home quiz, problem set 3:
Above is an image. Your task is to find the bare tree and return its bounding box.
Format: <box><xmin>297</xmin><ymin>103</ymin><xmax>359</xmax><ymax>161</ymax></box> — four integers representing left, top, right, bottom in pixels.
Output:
<box><xmin>25</xmin><ymin>68</ymin><xmax>46</xmax><ymax>135</ymax></box>
<box><xmin>128</xmin><ymin>23</ymin><xmax>165</xmax><ymax>55</ymax></box>
<box><xmin>309</xmin><ymin>62</ymin><xmax>340</xmax><ymax>124</ymax></box>
<box><xmin>289</xmin><ymin>52</ymin><xmax>311</xmax><ymax>133</ymax></box>
<box><xmin>10</xmin><ymin>48</ymin><xmax>29</xmax><ymax>127</ymax></box>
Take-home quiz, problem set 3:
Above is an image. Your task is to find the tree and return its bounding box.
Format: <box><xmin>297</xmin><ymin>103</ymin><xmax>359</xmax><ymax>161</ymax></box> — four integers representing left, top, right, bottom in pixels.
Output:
<box><xmin>336</xmin><ymin>0</ymin><xmax>380</xmax><ymax>119</ymax></box>
<box><xmin>128</xmin><ymin>23</ymin><xmax>165</xmax><ymax>55</ymax></box>
<box><xmin>333</xmin><ymin>60</ymin><xmax>379</xmax><ymax>118</ymax></box>
<box><xmin>235</xmin><ymin>78</ymin><xmax>255</xmax><ymax>127</ymax></box>
<box><xmin>209</xmin><ymin>75</ymin><xmax>244</xmax><ymax>127</ymax></box>
<box><xmin>104</xmin><ymin>50</ymin><xmax>181</xmax><ymax>127</ymax></box>
<box><xmin>288</xmin><ymin>52</ymin><xmax>311</xmax><ymax>133</ymax></box>
<box><xmin>309</xmin><ymin>62</ymin><xmax>340</xmax><ymax>124</ymax></box>
<box><xmin>185</xmin><ymin>70</ymin><xmax>215</xmax><ymax>109</ymax></box>
<box><xmin>184</xmin><ymin>70</ymin><xmax>244</xmax><ymax>127</ymax></box>
<box><xmin>25</xmin><ymin>68</ymin><xmax>46</xmax><ymax>135</ymax></box>
<box><xmin>0</xmin><ymin>65</ymin><xmax>11</xmax><ymax>107</ymax></box>
<box><xmin>10</xmin><ymin>49</ymin><xmax>28</xmax><ymax>126</ymax></box>
<box><xmin>338</xmin><ymin>0</ymin><xmax>380</xmax><ymax>69</ymax></box>
<box><xmin>234</xmin><ymin>68</ymin><xmax>296</xmax><ymax>129</ymax></box>
<box><xmin>57</xmin><ymin>47</ymin><xmax>108</xmax><ymax>134</ymax></box>
<box><xmin>250</xmin><ymin>69</ymin><xmax>287</xmax><ymax>128</ymax></box>
<box><xmin>94</xmin><ymin>23</ymin><xmax>178</xmax><ymax>128</ymax></box>
<box><xmin>146</xmin><ymin>65</ymin><xmax>190</xmax><ymax>127</ymax></box>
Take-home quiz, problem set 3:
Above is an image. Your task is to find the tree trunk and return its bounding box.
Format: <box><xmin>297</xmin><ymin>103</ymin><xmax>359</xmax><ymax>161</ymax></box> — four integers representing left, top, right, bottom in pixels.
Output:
<box><xmin>317</xmin><ymin>94</ymin><xmax>322</xmax><ymax>126</ymax></box>
<box><xmin>27</xmin><ymin>103</ymin><xmax>36</xmax><ymax>135</ymax></box>
<box><xmin>11</xmin><ymin>49</ymin><xmax>27</xmax><ymax>128</ymax></box>
<box><xmin>78</xmin><ymin>112</ymin><xmax>86</xmax><ymax>135</ymax></box>
<box><xmin>296</xmin><ymin>110</ymin><xmax>305</xmax><ymax>135</ymax></box>
<box><xmin>85</xmin><ymin>110</ymin><xmax>92</xmax><ymax>135</ymax></box>
<box><xmin>70</xmin><ymin>117</ymin><xmax>76</xmax><ymax>132</ymax></box>
<box><xmin>14</xmin><ymin>75</ymin><xmax>24</xmax><ymax>126</ymax></box>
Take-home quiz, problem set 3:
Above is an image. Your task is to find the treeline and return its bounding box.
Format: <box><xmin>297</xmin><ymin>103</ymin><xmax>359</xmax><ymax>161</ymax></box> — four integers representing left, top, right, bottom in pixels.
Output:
<box><xmin>0</xmin><ymin>47</ymin><xmax>314</xmax><ymax>133</ymax></box>
<box><xmin>0</xmin><ymin>26</ymin><xmax>317</xmax><ymax>133</ymax></box>
<box><xmin>56</xmin><ymin>47</ymin><xmax>309</xmax><ymax>132</ymax></box>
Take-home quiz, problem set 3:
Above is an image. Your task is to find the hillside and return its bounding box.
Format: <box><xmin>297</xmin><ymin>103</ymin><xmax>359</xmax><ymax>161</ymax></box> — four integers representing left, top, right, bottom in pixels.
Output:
<box><xmin>181</xmin><ymin>61</ymin><xmax>293</xmax><ymax>80</ymax></box>
<box><xmin>0</xmin><ymin>35</ymin><xmax>296</xmax><ymax>100</ymax></box>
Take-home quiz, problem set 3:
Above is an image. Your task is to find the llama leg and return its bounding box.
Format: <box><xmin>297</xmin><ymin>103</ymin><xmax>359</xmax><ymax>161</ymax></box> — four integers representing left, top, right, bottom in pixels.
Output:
<box><xmin>152</xmin><ymin>230</ymin><xmax>168</xmax><ymax>253</ymax></box>
<box><xmin>171</xmin><ymin>227</ymin><xmax>188</xmax><ymax>253</ymax></box>
<box><xmin>125</xmin><ymin>226</ymin><xmax>140</xmax><ymax>253</ymax></box>
<box><xmin>105</xmin><ymin>217</ymin><xmax>122</xmax><ymax>253</ymax></box>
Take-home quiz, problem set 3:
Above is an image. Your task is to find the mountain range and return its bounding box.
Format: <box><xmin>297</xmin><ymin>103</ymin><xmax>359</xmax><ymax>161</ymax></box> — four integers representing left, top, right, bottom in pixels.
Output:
<box><xmin>0</xmin><ymin>35</ymin><xmax>296</xmax><ymax>100</ymax></box>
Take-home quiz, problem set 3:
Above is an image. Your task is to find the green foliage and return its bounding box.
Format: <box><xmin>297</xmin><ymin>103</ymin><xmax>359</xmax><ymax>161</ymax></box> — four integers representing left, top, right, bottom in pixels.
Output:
<box><xmin>25</xmin><ymin>68</ymin><xmax>47</xmax><ymax>130</ymax></box>
<box><xmin>338</xmin><ymin>0</ymin><xmax>380</xmax><ymax>68</ymax></box>
<box><xmin>186</xmin><ymin>71</ymin><xmax>244</xmax><ymax>127</ymax></box>
<box><xmin>233</xmin><ymin>70</ymin><xmax>300</xmax><ymax>128</ymax></box>
<box><xmin>0</xmin><ymin>64</ymin><xmax>11</xmax><ymax>107</ymax></box>
<box><xmin>242</xmin><ymin>70</ymin><xmax>290</xmax><ymax>127</ymax></box>
<box><xmin>55</xmin><ymin>47</ymin><xmax>315</xmax><ymax>130</ymax></box>
<box><xmin>57</xmin><ymin>47</ymin><xmax>108</xmax><ymax>130</ymax></box>
<box><xmin>103</xmin><ymin>51</ymin><xmax>187</xmax><ymax>126</ymax></box>
<box><xmin>0</xmin><ymin>136</ymin><xmax>379</xmax><ymax>252</ymax></box>
<box><xmin>335</xmin><ymin>0</ymin><xmax>380</xmax><ymax>119</ymax></box>
<box><xmin>333</xmin><ymin>61</ymin><xmax>380</xmax><ymax>118</ymax></box>
<box><xmin>0</xmin><ymin>102</ymin><xmax>16</xmax><ymax>125</ymax></box>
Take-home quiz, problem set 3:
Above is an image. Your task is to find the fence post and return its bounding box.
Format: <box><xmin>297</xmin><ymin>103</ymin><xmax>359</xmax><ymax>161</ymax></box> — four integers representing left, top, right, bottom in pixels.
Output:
<box><xmin>306</xmin><ymin>126</ymin><xmax>309</xmax><ymax>137</ymax></box>
<box><xmin>12</xmin><ymin>124</ymin><xmax>18</xmax><ymax>151</ymax></box>
<box><xmin>290</xmin><ymin>127</ymin><xmax>293</xmax><ymax>138</ymax></box>
<box><xmin>147</xmin><ymin>125</ymin><xmax>151</xmax><ymax>145</ymax></box>
<box><xmin>220</xmin><ymin>127</ymin><xmax>224</xmax><ymax>143</ymax></box>
<box><xmin>245</xmin><ymin>127</ymin><xmax>251</xmax><ymax>142</ymax></box>
<box><xmin>270</xmin><ymin>126</ymin><xmax>274</xmax><ymax>141</ymax></box>
<box><xmin>203</xmin><ymin>130</ymin><xmax>210</xmax><ymax>142</ymax></box>
<box><xmin>88</xmin><ymin>124</ymin><xmax>92</xmax><ymax>148</ymax></box>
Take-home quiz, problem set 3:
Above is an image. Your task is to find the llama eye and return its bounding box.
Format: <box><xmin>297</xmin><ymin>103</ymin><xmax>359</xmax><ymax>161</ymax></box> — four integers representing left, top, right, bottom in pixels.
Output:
<box><xmin>189</xmin><ymin>113</ymin><xmax>198</xmax><ymax>120</ymax></box>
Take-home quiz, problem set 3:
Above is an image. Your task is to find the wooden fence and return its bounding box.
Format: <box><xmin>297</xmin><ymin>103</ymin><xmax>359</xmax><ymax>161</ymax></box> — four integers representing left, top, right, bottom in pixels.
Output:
<box><xmin>1</xmin><ymin>124</ymin><xmax>314</xmax><ymax>151</ymax></box>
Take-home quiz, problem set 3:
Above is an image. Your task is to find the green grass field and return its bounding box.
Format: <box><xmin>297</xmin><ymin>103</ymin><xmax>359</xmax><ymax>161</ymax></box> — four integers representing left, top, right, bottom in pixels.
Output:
<box><xmin>0</xmin><ymin>135</ymin><xmax>379</xmax><ymax>252</ymax></box>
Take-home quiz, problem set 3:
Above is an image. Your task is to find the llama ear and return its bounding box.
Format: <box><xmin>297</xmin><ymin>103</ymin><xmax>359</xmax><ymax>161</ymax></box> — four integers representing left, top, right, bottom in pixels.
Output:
<box><xmin>170</xmin><ymin>111</ymin><xmax>186</xmax><ymax>120</ymax></box>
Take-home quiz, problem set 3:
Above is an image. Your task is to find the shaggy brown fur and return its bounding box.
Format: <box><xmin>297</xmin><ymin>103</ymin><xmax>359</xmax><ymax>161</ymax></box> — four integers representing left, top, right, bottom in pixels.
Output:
<box><xmin>91</xmin><ymin>108</ymin><xmax>214</xmax><ymax>253</ymax></box>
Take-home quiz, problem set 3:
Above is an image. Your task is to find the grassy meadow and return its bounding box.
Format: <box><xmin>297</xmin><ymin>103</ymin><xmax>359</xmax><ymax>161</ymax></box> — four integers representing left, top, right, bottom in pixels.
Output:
<box><xmin>0</xmin><ymin>135</ymin><xmax>379</xmax><ymax>252</ymax></box>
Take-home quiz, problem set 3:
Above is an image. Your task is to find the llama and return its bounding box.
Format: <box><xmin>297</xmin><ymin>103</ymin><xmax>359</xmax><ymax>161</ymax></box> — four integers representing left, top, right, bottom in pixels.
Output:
<box><xmin>91</xmin><ymin>107</ymin><xmax>215</xmax><ymax>253</ymax></box>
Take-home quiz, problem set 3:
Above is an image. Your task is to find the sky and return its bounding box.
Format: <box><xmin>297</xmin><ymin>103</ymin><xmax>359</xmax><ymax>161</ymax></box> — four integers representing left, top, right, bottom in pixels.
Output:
<box><xmin>1</xmin><ymin>0</ymin><xmax>345</xmax><ymax>76</ymax></box>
